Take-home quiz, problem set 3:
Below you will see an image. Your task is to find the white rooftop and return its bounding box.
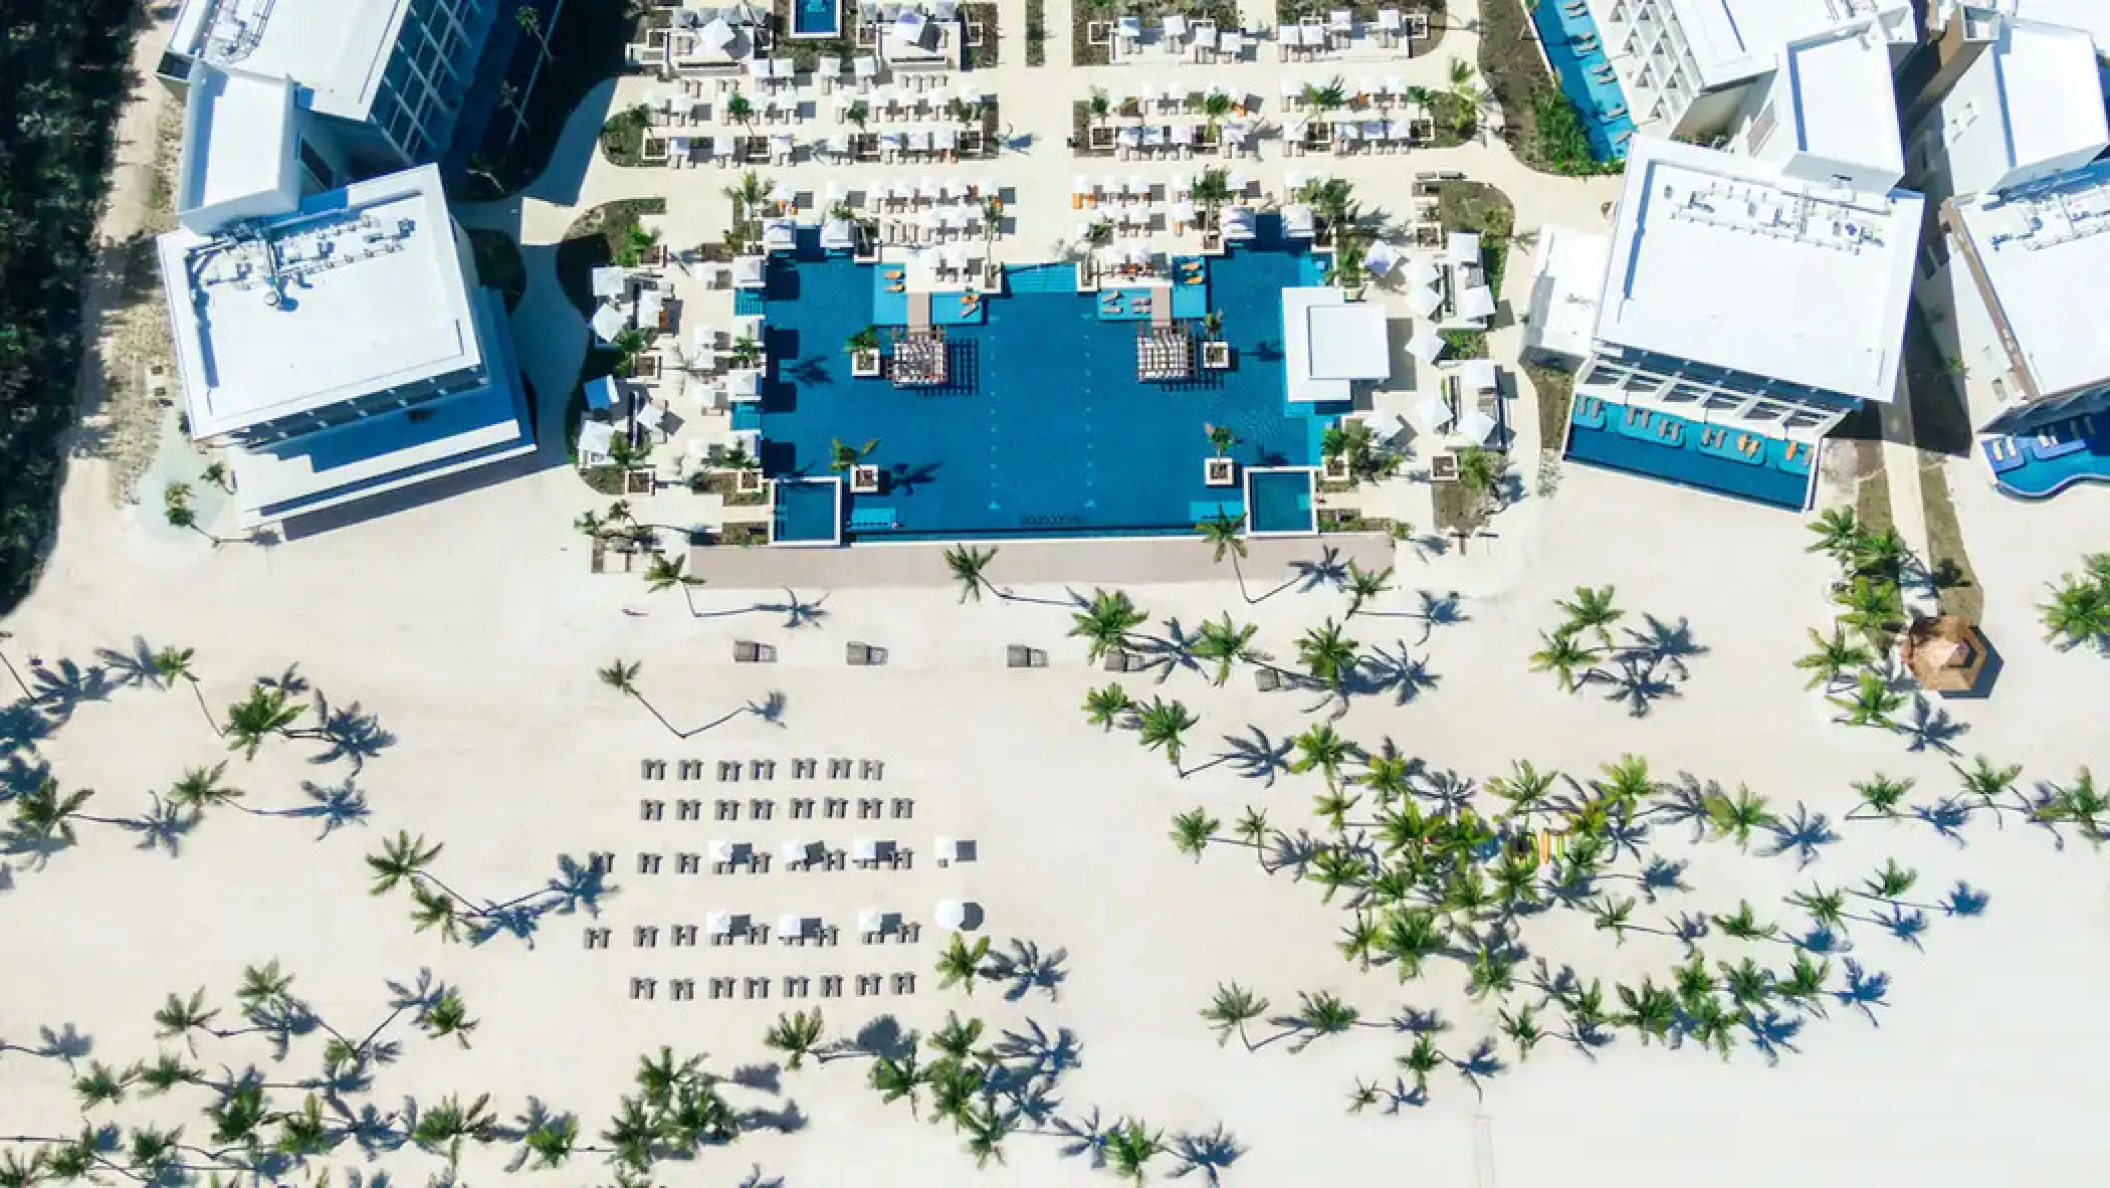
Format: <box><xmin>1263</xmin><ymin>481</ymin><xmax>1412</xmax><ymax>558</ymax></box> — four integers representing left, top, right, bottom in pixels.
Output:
<box><xmin>1282</xmin><ymin>287</ymin><xmax>1388</xmax><ymax>402</ymax></box>
<box><xmin>1951</xmin><ymin>158</ymin><xmax>2110</xmax><ymax>397</ymax></box>
<box><xmin>1523</xmin><ymin>225</ymin><xmax>1611</xmax><ymax>361</ymax></box>
<box><xmin>1973</xmin><ymin>0</ymin><xmax>2110</xmax><ymax>48</ymax></box>
<box><xmin>1665</xmin><ymin>0</ymin><xmax>1912</xmax><ymax>89</ymax></box>
<box><xmin>176</xmin><ymin>63</ymin><xmax>300</xmax><ymax>232</ymax></box>
<box><xmin>169</xmin><ymin>0</ymin><xmax>406</xmax><ymax>122</ymax></box>
<box><xmin>158</xmin><ymin>164</ymin><xmax>481</xmax><ymax>439</ymax></box>
<box><xmin>1936</xmin><ymin>18</ymin><xmax>2109</xmax><ymax>197</ymax></box>
<box><xmin>1782</xmin><ymin>23</ymin><xmax>1904</xmax><ymax>182</ymax></box>
<box><xmin>1595</xmin><ymin>136</ymin><xmax>1922</xmax><ymax>403</ymax></box>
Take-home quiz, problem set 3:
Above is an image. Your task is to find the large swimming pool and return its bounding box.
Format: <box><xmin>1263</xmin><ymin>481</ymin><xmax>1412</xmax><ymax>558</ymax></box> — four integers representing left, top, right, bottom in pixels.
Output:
<box><xmin>1529</xmin><ymin>0</ymin><xmax>1636</xmax><ymax>162</ymax></box>
<box><xmin>756</xmin><ymin>221</ymin><xmax>1343</xmax><ymax>541</ymax></box>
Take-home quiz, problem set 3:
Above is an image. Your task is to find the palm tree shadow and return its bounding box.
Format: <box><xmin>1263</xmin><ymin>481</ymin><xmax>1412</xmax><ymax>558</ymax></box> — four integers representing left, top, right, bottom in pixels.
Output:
<box><xmin>731</xmin><ymin>1064</ymin><xmax>782</xmax><ymax>1093</ymax></box>
<box><xmin>990</xmin><ymin>939</ymin><xmax>1068</xmax><ymax>1002</ymax></box>
<box><xmin>1759</xmin><ymin>803</ymin><xmax>1837</xmax><ymax>869</ymax></box>
<box><xmin>117</xmin><ymin>793</ymin><xmax>198</xmax><ymax>857</ymax></box>
<box><xmin>1350</xmin><ymin>642</ymin><xmax>1440</xmax><ymax>705</ymax></box>
<box><xmin>739</xmin><ymin>1099</ymin><xmax>807</xmax><ymax>1134</ymax></box>
<box><xmin>1169</xmin><ymin>1125</ymin><xmax>1243</xmax><ymax>1185</ymax></box>
<box><xmin>0</xmin><ymin>703</ymin><xmax>52</xmax><ymax>759</ymax></box>
<box><xmin>1287</xmin><ymin>546</ymin><xmax>1348</xmax><ymax>593</ymax></box>
<box><xmin>306</xmin><ymin>692</ymin><xmax>395</xmax><ymax>771</ymax></box>
<box><xmin>1616</xmin><ymin>614</ymin><xmax>1707</xmax><ymax>679</ymax></box>
<box><xmin>274</xmin><ymin>778</ymin><xmax>373</xmax><ymax>838</ymax></box>
<box><xmin>28</xmin><ymin>658</ymin><xmax>115</xmax><ymax>724</ymax></box>
<box><xmin>755</xmin><ymin>589</ymin><xmax>829</xmax><ymax>630</ymax></box>
<box><xmin>993</xmin><ymin>1019</ymin><xmax>1082</xmax><ymax>1078</ymax></box>
<box><xmin>1897</xmin><ymin>696</ymin><xmax>1967</xmax><ymax>755</ymax></box>
<box><xmin>1589</xmin><ymin>657</ymin><xmax>1679</xmax><ymax>717</ymax></box>
<box><xmin>92</xmin><ymin>638</ymin><xmax>162</xmax><ymax>691</ymax></box>
<box><xmin>1212</xmin><ymin>725</ymin><xmax>1293</xmax><ymax>786</ymax></box>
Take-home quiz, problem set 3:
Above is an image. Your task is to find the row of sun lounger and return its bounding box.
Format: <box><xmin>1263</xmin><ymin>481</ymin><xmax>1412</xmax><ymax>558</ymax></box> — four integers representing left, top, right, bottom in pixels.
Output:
<box><xmin>637</xmin><ymin>756</ymin><xmax>886</xmax><ymax>780</ymax></box>
<box><xmin>621</xmin><ymin>972</ymin><xmax>919</xmax><ymax>1000</ymax></box>
<box><xmin>639</xmin><ymin>795</ymin><xmax>915</xmax><ymax>820</ymax></box>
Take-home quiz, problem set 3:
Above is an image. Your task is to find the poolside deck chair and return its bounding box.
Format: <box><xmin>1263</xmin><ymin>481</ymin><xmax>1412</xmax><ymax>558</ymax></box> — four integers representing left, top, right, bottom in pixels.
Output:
<box><xmin>734</xmin><ymin>640</ymin><xmax>779</xmax><ymax>663</ymax></box>
<box><xmin>1254</xmin><ymin>667</ymin><xmax>1282</xmax><ymax>692</ymax></box>
<box><xmin>846</xmin><ymin>641</ymin><xmax>887</xmax><ymax>665</ymax></box>
<box><xmin>1006</xmin><ymin>644</ymin><xmax>1048</xmax><ymax>668</ymax></box>
<box><xmin>1101</xmin><ymin>647</ymin><xmax>1132</xmax><ymax>672</ymax></box>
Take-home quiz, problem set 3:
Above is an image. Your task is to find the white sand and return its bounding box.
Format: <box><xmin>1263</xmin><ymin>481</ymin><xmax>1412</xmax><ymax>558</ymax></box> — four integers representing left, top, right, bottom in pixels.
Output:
<box><xmin>10</xmin><ymin>4</ymin><xmax>2110</xmax><ymax>1186</ymax></box>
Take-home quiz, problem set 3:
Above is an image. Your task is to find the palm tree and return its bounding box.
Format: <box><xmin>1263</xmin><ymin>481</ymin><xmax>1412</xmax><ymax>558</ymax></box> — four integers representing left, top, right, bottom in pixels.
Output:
<box><xmin>1795</xmin><ymin>626</ymin><xmax>1873</xmax><ymax>691</ymax></box>
<box><xmin>153</xmin><ymin>988</ymin><xmax>220</xmax><ymax>1054</ymax></box>
<box><xmin>516</xmin><ymin>5</ymin><xmax>553</xmax><ymax>63</ymax></box>
<box><xmin>1952</xmin><ymin>754</ymin><xmax>2023</xmax><ymax>826</ymax></box>
<box><xmin>166</xmin><ymin>762</ymin><xmax>244</xmax><ymax>815</ymax></box>
<box><xmin>1191</xmin><ymin>167</ymin><xmax>1233</xmax><ymax>228</ymax></box>
<box><xmin>2038</xmin><ymin>767</ymin><xmax>2110</xmax><ymax>844</ymax></box>
<box><xmin>518</xmin><ymin>1114</ymin><xmax>578</xmax><ymax>1169</ymax></box>
<box><xmin>1498</xmin><ymin>1004</ymin><xmax>1545</xmax><ymax>1059</ymax></box>
<box><xmin>1615</xmin><ymin>979</ymin><xmax>1678</xmax><ymax>1046</ymax></box>
<box><xmin>598</xmin><ymin>657</ymin><xmax>642</xmax><ymax>697</ymax></box>
<box><xmin>1297</xmin><ymin>618</ymin><xmax>1360</xmax><ymax>693</ymax></box>
<box><xmin>1200</xmin><ymin>983</ymin><xmax>1269</xmax><ymax>1049</ymax></box>
<box><xmin>222</xmin><ymin>682</ymin><xmax>305</xmax><ymax>759</ymax></box>
<box><xmin>1774</xmin><ymin>952</ymin><xmax>1832</xmax><ymax>1015</ymax></box>
<box><xmin>1291</xmin><ymin>721</ymin><xmax>1355</xmax><ymax>788</ymax></box>
<box><xmin>960</xmin><ymin>1101</ymin><xmax>1015</xmax><ymax>1168</ymax></box>
<box><xmin>763</xmin><ymin>1008</ymin><xmax>826</xmax><ymax>1069</ymax></box>
<box><xmin>365</xmin><ymin>830</ymin><xmax>444</xmax><ymax>896</ymax></box>
<box><xmin>11</xmin><ymin>778</ymin><xmax>108</xmax><ymax>851</ymax></box>
<box><xmin>1191</xmin><ymin>615</ymin><xmax>1258</xmax><ymax>685</ymax></box>
<box><xmin>162</xmin><ymin>482</ymin><xmax>223</xmax><ymax>545</ymax></box>
<box><xmin>1301</xmin><ymin>76</ymin><xmax>1348</xmax><ymax>113</ymax></box>
<box><xmin>1830</xmin><ymin>669</ymin><xmax>1905</xmax><ymax>729</ymax></box>
<box><xmin>644</xmin><ymin>554</ymin><xmax>703</xmax><ymax>614</ymax></box>
<box><xmin>1069</xmin><ymin>588</ymin><xmax>1146</xmax><ymax>661</ymax></box>
<box><xmin>1170</xmin><ymin>808</ymin><xmax>1220</xmax><ymax>861</ymax></box>
<box><xmin>1834</xmin><ymin>576</ymin><xmax>1903</xmax><ymax>642</ymax></box>
<box><xmin>868</xmin><ymin>1050</ymin><xmax>924</xmax><ymax>1117</ymax></box>
<box><xmin>2039</xmin><ymin>574</ymin><xmax>2110</xmax><ymax>649</ymax></box>
<box><xmin>1557</xmin><ymin>585</ymin><xmax>1622</xmax><ymax>648</ymax></box>
<box><xmin>1375</xmin><ymin>906</ymin><xmax>1445</xmax><ymax>979</ymax></box>
<box><xmin>1530</xmin><ymin>627</ymin><xmax>1594</xmax><ymax>692</ymax></box>
<box><xmin>1195</xmin><ymin>511</ymin><xmax>1246</xmax><ymax>565</ymax></box>
<box><xmin>1700</xmin><ymin>784</ymin><xmax>1776</xmax><ymax>849</ymax></box>
<box><xmin>151</xmin><ymin>645</ymin><xmax>220</xmax><ymax>733</ymax></box>
<box><xmin>1104</xmin><ymin>1120</ymin><xmax>1164</xmax><ymax>1186</ymax></box>
<box><xmin>1396</xmin><ymin>1033</ymin><xmax>1444</xmax><ymax>1094</ymax></box>
<box><xmin>944</xmin><ymin>543</ymin><xmax>997</xmax><ymax>603</ymax></box>
<box><xmin>1135</xmin><ymin>697</ymin><xmax>1199</xmax><ymax>770</ymax></box>
<box><xmin>934</xmin><ymin>933</ymin><xmax>992</xmax><ymax>994</ymax></box>
<box><xmin>1342</xmin><ymin>561</ymin><xmax>1394</xmax><ymax>618</ymax></box>
<box><xmin>1455</xmin><ymin>445</ymin><xmax>1508</xmax><ymax>508</ymax></box>
<box><xmin>1082</xmin><ymin>683</ymin><xmax>1132</xmax><ymax>730</ymax></box>
<box><xmin>1806</xmin><ymin>506</ymin><xmax>1863</xmax><ymax>560</ymax></box>
<box><xmin>1846</xmin><ymin>773</ymin><xmax>1914</xmax><ymax>820</ymax></box>
<box><xmin>1201</xmin><ymin>309</ymin><xmax>1225</xmax><ymax>340</ymax></box>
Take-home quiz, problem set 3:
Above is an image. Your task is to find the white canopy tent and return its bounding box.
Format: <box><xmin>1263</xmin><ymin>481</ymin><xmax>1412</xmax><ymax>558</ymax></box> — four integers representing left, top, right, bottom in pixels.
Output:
<box><xmin>1409</xmin><ymin>391</ymin><xmax>1453</xmax><ymax>434</ymax></box>
<box><xmin>1455</xmin><ymin>285</ymin><xmax>1497</xmax><ymax>321</ymax></box>
<box><xmin>1407</xmin><ymin>285</ymin><xmax>1442</xmax><ymax>318</ymax></box>
<box><xmin>701</xmin><ymin>16</ymin><xmax>739</xmax><ymax>51</ymax></box>
<box><xmin>1457</xmin><ymin>406</ymin><xmax>1499</xmax><ymax>444</ymax></box>
<box><xmin>575</xmin><ymin>420</ymin><xmax>616</xmax><ymax>458</ymax></box>
<box><xmin>1460</xmin><ymin>358</ymin><xmax>1499</xmax><ymax>391</ymax></box>
<box><xmin>934</xmin><ymin>900</ymin><xmax>969</xmax><ymax>930</ymax></box>
<box><xmin>1448</xmin><ymin>231</ymin><xmax>1483</xmax><ymax>266</ymax></box>
<box><xmin>590</xmin><ymin>302</ymin><xmax>629</xmax><ymax>344</ymax></box>
<box><xmin>821</xmin><ymin>217</ymin><xmax>857</xmax><ymax>252</ymax></box>
<box><xmin>1408</xmin><ymin>325</ymin><xmax>1445</xmax><ymax>365</ymax></box>
<box><xmin>761</xmin><ymin>217</ymin><xmax>798</xmax><ymax>253</ymax></box>
<box><xmin>591</xmin><ymin>266</ymin><xmax>632</xmax><ymax>300</ymax></box>
<box><xmin>731</xmin><ymin>255</ymin><xmax>767</xmax><ymax>289</ymax></box>
<box><xmin>1283</xmin><ymin>204</ymin><xmax>1317</xmax><ymax>239</ymax></box>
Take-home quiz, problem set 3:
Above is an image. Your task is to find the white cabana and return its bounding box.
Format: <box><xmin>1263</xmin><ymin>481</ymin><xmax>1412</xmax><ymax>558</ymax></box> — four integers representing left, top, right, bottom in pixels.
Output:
<box><xmin>707</xmin><ymin>911</ymin><xmax>738</xmax><ymax>938</ymax></box>
<box><xmin>591</xmin><ymin>266</ymin><xmax>632</xmax><ymax>300</ymax></box>
<box><xmin>1283</xmin><ymin>203</ymin><xmax>1317</xmax><ymax>239</ymax></box>
<box><xmin>635</xmin><ymin>401</ymin><xmax>669</xmax><ymax>434</ymax></box>
<box><xmin>1408</xmin><ymin>258</ymin><xmax>1444</xmax><ymax>287</ymax></box>
<box><xmin>731</xmin><ymin>254</ymin><xmax>767</xmax><ymax>289</ymax></box>
<box><xmin>726</xmin><ymin>369</ymin><xmax>761</xmax><ymax>400</ymax></box>
<box><xmin>821</xmin><ymin>217</ymin><xmax>856</xmax><ymax>252</ymax></box>
<box><xmin>934</xmin><ymin>900</ymin><xmax>969</xmax><ymax>930</ymax></box>
<box><xmin>854</xmin><ymin>54</ymin><xmax>878</xmax><ymax>78</ymax></box>
<box><xmin>1457</xmin><ymin>406</ymin><xmax>1499</xmax><ymax>445</ymax></box>
<box><xmin>1408</xmin><ymin>285</ymin><xmax>1442</xmax><ymax>318</ymax></box>
<box><xmin>777</xmin><ymin>914</ymin><xmax>816</xmax><ymax>940</ymax></box>
<box><xmin>1460</xmin><ymin>358</ymin><xmax>1499</xmax><ymax>391</ymax></box>
<box><xmin>779</xmin><ymin>839</ymin><xmax>817</xmax><ymax>865</ymax></box>
<box><xmin>1455</xmin><ymin>285</ymin><xmax>1497</xmax><ymax>321</ymax></box>
<box><xmin>853</xmin><ymin>838</ymin><xmax>882</xmax><ymax>862</ymax></box>
<box><xmin>590</xmin><ymin>303</ymin><xmax>629</xmax><ymax>344</ymax></box>
<box><xmin>709</xmin><ymin>838</ymin><xmax>741</xmax><ymax>862</ymax></box>
<box><xmin>1447</xmin><ymin>231</ymin><xmax>1483</xmax><ymax>266</ymax></box>
<box><xmin>702</xmin><ymin>16</ymin><xmax>739</xmax><ymax>51</ymax></box>
<box><xmin>576</xmin><ymin>420</ymin><xmax>616</xmax><ymax>458</ymax></box>
<box><xmin>1364</xmin><ymin>410</ymin><xmax>1410</xmax><ymax>445</ymax></box>
<box><xmin>1365</xmin><ymin>239</ymin><xmax>1400</xmax><ymax>277</ymax></box>
<box><xmin>1409</xmin><ymin>391</ymin><xmax>1453</xmax><ymax>433</ymax></box>
<box><xmin>636</xmin><ymin>288</ymin><xmax>666</xmax><ymax>330</ymax></box>
<box><xmin>1284</xmin><ymin>286</ymin><xmax>1389</xmax><ymax>402</ymax></box>
<box><xmin>935</xmin><ymin>836</ymin><xmax>972</xmax><ymax>864</ymax></box>
<box><xmin>1408</xmin><ymin>324</ymin><xmax>1446</xmax><ymax>365</ymax></box>
<box><xmin>761</xmin><ymin>217</ymin><xmax>798</xmax><ymax>253</ymax></box>
<box><xmin>857</xmin><ymin>907</ymin><xmax>890</xmax><ymax>935</ymax></box>
<box><xmin>1220</xmin><ymin>204</ymin><xmax>1257</xmax><ymax>241</ymax></box>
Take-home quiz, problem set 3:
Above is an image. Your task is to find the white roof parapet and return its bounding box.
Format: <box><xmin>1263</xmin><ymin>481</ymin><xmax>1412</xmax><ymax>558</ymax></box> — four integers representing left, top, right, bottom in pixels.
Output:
<box><xmin>157</xmin><ymin>163</ymin><xmax>483</xmax><ymax>440</ymax></box>
<box><xmin>1951</xmin><ymin>159</ymin><xmax>2110</xmax><ymax>398</ymax></box>
<box><xmin>168</xmin><ymin>0</ymin><xmax>411</xmax><ymax>123</ymax></box>
<box><xmin>1593</xmin><ymin>137</ymin><xmax>1922</xmax><ymax>404</ymax></box>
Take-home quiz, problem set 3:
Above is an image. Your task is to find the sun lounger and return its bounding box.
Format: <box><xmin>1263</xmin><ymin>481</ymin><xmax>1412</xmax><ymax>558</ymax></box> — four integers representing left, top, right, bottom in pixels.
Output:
<box><xmin>1101</xmin><ymin>647</ymin><xmax>1131</xmax><ymax>672</ymax></box>
<box><xmin>1255</xmin><ymin>667</ymin><xmax>1282</xmax><ymax>692</ymax></box>
<box><xmin>846</xmin><ymin>641</ymin><xmax>887</xmax><ymax>665</ymax></box>
<box><xmin>1006</xmin><ymin>644</ymin><xmax>1047</xmax><ymax>668</ymax></box>
<box><xmin>734</xmin><ymin>640</ymin><xmax>779</xmax><ymax>663</ymax></box>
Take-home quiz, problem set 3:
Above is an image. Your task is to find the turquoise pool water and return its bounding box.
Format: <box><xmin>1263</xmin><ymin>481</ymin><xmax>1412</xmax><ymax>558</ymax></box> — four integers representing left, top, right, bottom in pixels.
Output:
<box><xmin>757</xmin><ymin>221</ymin><xmax>1342</xmax><ymax>540</ymax></box>
<box><xmin>773</xmin><ymin>478</ymin><xmax>841</xmax><ymax>543</ymax></box>
<box><xmin>1983</xmin><ymin>413</ymin><xmax>2110</xmax><ymax>499</ymax></box>
<box><xmin>1563</xmin><ymin>399</ymin><xmax>1814</xmax><ymax>510</ymax></box>
<box><xmin>1528</xmin><ymin>0</ymin><xmax>1636</xmax><ymax>162</ymax></box>
<box><xmin>793</xmin><ymin>0</ymin><xmax>840</xmax><ymax>35</ymax></box>
<box><xmin>1248</xmin><ymin>469</ymin><xmax>1316</xmax><ymax>533</ymax></box>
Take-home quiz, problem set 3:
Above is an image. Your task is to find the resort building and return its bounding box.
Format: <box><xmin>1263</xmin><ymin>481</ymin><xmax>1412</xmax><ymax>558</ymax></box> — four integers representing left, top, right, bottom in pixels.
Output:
<box><xmin>1903</xmin><ymin>5</ymin><xmax>2110</xmax><ymax>495</ymax></box>
<box><xmin>1530</xmin><ymin>21</ymin><xmax>1924</xmax><ymax>508</ymax></box>
<box><xmin>1580</xmin><ymin>0</ymin><xmax>1919</xmax><ymax>143</ymax></box>
<box><xmin>157</xmin><ymin>0</ymin><xmax>512</xmax><ymax>179</ymax></box>
<box><xmin>157</xmin><ymin>164</ymin><xmax>532</xmax><ymax>527</ymax></box>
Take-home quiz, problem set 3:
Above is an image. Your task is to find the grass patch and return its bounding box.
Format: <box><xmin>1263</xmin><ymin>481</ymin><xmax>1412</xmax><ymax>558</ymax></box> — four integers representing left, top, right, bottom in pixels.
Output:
<box><xmin>460</xmin><ymin>0</ymin><xmax>641</xmax><ymax>199</ymax></box>
<box><xmin>1918</xmin><ymin>454</ymin><xmax>1984</xmax><ymax>621</ymax></box>
<box><xmin>555</xmin><ymin>198</ymin><xmax>668</xmax><ymax>317</ymax></box>
<box><xmin>1435</xmin><ymin>180</ymin><xmax>1515</xmax><ymax>295</ymax></box>
<box><xmin>1526</xmin><ymin>363</ymin><xmax>1574</xmax><ymax>443</ymax></box>
<box><xmin>1071</xmin><ymin>0</ymin><xmax>1237</xmax><ymax>64</ymax></box>
<box><xmin>599</xmin><ymin>103</ymin><xmax>651</xmax><ymax>167</ymax></box>
<box><xmin>1026</xmin><ymin>0</ymin><xmax>1048</xmax><ymax>64</ymax></box>
<box><xmin>965</xmin><ymin>3</ymin><xmax>1000</xmax><ymax>67</ymax></box>
<box><xmin>1476</xmin><ymin>0</ymin><xmax>1623</xmax><ymax>178</ymax></box>
<box><xmin>468</xmin><ymin>230</ymin><xmax>528</xmax><ymax>313</ymax></box>
<box><xmin>1440</xmin><ymin>329</ymin><xmax>1488</xmax><ymax>359</ymax></box>
<box><xmin>1431</xmin><ymin>480</ymin><xmax>1488</xmax><ymax>535</ymax></box>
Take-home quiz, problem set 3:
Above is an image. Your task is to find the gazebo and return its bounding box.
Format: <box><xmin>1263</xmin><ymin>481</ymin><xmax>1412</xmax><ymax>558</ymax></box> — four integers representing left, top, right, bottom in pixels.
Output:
<box><xmin>1900</xmin><ymin>615</ymin><xmax>1990</xmax><ymax>695</ymax></box>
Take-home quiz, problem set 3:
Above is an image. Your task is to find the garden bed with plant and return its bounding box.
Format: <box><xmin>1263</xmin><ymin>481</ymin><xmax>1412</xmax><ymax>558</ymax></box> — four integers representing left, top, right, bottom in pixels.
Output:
<box><xmin>599</xmin><ymin>103</ymin><xmax>651</xmax><ymax>167</ymax></box>
<box><xmin>555</xmin><ymin>199</ymin><xmax>669</xmax><ymax>316</ymax></box>
<box><xmin>1027</xmin><ymin>0</ymin><xmax>1049</xmax><ymax>64</ymax></box>
<box><xmin>965</xmin><ymin>3</ymin><xmax>1001</xmax><ymax>67</ymax></box>
<box><xmin>1436</xmin><ymin>180</ymin><xmax>1514</xmax><ymax>296</ymax></box>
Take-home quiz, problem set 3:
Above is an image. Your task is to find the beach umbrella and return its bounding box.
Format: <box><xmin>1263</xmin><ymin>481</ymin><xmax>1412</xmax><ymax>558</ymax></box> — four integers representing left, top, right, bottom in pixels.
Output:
<box><xmin>935</xmin><ymin>900</ymin><xmax>969</xmax><ymax>930</ymax></box>
<box><xmin>1458</xmin><ymin>406</ymin><xmax>1499</xmax><ymax>445</ymax></box>
<box><xmin>1409</xmin><ymin>392</ymin><xmax>1452</xmax><ymax>433</ymax></box>
<box><xmin>1408</xmin><ymin>325</ymin><xmax>1445</xmax><ymax>365</ymax></box>
<box><xmin>1408</xmin><ymin>285</ymin><xmax>1442</xmax><ymax>318</ymax></box>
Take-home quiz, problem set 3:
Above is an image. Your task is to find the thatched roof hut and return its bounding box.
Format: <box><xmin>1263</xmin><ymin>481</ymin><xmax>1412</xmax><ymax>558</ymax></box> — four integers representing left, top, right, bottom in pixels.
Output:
<box><xmin>1900</xmin><ymin>615</ymin><xmax>1989</xmax><ymax>694</ymax></box>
